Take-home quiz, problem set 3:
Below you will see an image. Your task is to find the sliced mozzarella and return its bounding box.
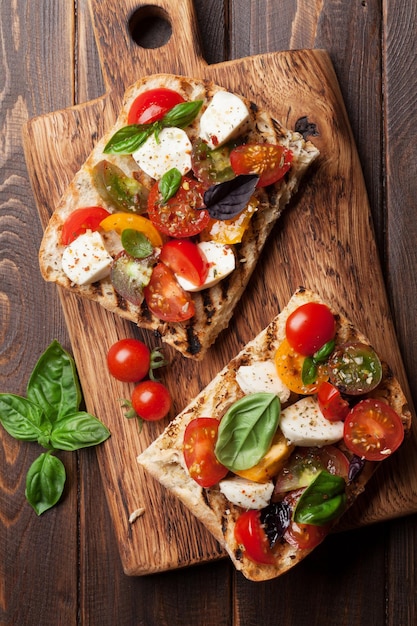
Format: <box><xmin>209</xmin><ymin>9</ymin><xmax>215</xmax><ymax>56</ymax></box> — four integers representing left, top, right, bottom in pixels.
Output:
<box><xmin>280</xmin><ymin>396</ymin><xmax>344</xmax><ymax>447</ymax></box>
<box><xmin>219</xmin><ymin>476</ymin><xmax>274</xmax><ymax>510</ymax></box>
<box><xmin>236</xmin><ymin>361</ymin><xmax>291</xmax><ymax>402</ymax></box>
<box><xmin>199</xmin><ymin>91</ymin><xmax>250</xmax><ymax>149</ymax></box>
<box><xmin>61</xmin><ymin>230</ymin><xmax>113</xmax><ymax>285</ymax></box>
<box><xmin>176</xmin><ymin>241</ymin><xmax>235</xmax><ymax>291</ymax></box>
<box><xmin>132</xmin><ymin>127</ymin><xmax>192</xmax><ymax>179</ymax></box>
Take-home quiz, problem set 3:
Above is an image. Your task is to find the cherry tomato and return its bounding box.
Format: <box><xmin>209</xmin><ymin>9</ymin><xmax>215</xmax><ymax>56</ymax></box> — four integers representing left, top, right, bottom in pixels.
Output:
<box><xmin>274</xmin><ymin>338</ymin><xmax>328</xmax><ymax>394</ymax></box>
<box><xmin>230</xmin><ymin>143</ymin><xmax>293</xmax><ymax>187</ymax></box>
<box><xmin>61</xmin><ymin>206</ymin><xmax>111</xmax><ymax>245</ymax></box>
<box><xmin>99</xmin><ymin>211</ymin><xmax>163</xmax><ymax>247</ymax></box>
<box><xmin>183</xmin><ymin>418</ymin><xmax>228</xmax><ymax>487</ymax></box>
<box><xmin>318</xmin><ymin>381</ymin><xmax>350</xmax><ymax>422</ymax></box>
<box><xmin>274</xmin><ymin>446</ymin><xmax>349</xmax><ymax>495</ymax></box>
<box><xmin>107</xmin><ymin>338</ymin><xmax>151</xmax><ymax>382</ymax></box>
<box><xmin>159</xmin><ymin>239</ymin><xmax>209</xmax><ymax>286</ymax></box>
<box><xmin>328</xmin><ymin>342</ymin><xmax>382</xmax><ymax>395</ymax></box>
<box><xmin>191</xmin><ymin>138</ymin><xmax>235</xmax><ymax>184</ymax></box>
<box><xmin>131</xmin><ymin>380</ymin><xmax>171</xmax><ymax>421</ymax></box>
<box><xmin>147</xmin><ymin>178</ymin><xmax>210</xmax><ymax>238</ymax></box>
<box><xmin>144</xmin><ymin>262</ymin><xmax>195</xmax><ymax>322</ymax></box>
<box><xmin>127</xmin><ymin>88</ymin><xmax>185</xmax><ymax>125</ymax></box>
<box><xmin>343</xmin><ymin>398</ymin><xmax>404</xmax><ymax>461</ymax></box>
<box><xmin>282</xmin><ymin>489</ymin><xmax>329</xmax><ymax>549</ymax></box>
<box><xmin>234</xmin><ymin>509</ymin><xmax>275</xmax><ymax>565</ymax></box>
<box><xmin>285</xmin><ymin>303</ymin><xmax>336</xmax><ymax>357</ymax></box>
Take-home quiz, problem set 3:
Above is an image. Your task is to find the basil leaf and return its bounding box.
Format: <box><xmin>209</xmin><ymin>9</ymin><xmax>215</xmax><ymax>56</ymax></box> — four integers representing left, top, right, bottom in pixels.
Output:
<box><xmin>0</xmin><ymin>394</ymin><xmax>50</xmax><ymax>442</ymax></box>
<box><xmin>50</xmin><ymin>412</ymin><xmax>110</xmax><ymax>451</ymax></box>
<box><xmin>161</xmin><ymin>100</ymin><xmax>203</xmax><ymax>129</ymax></box>
<box><xmin>159</xmin><ymin>167</ymin><xmax>182</xmax><ymax>203</ymax></box>
<box><xmin>203</xmin><ymin>174</ymin><xmax>259</xmax><ymax>220</ymax></box>
<box><xmin>26</xmin><ymin>340</ymin><xmax>81</xmax><ymax>422</ymax></box>
<box><xmin>294</xmin><ymin>470</ymin><xmax>347</xmax><ymax>526</ymax></box>
<box><xmin>121</xmin><ymin>229</ymin><xmax>154</xmax><ymax>258</ymax></box>
<box><xmin>25</xmin><ymin>452</ymin><xmax>66</xmax><ymax>515</ymax></box>
<box><xmin>103</xmin><ymin>124</ymin><xmax>154</xmax><ymax>154</ymax></box>
<box><xmin>214</xmin><ymin>392</ymin><xmax>280</xmax><ymax>471</ymax></box>
<box><xmin>313</xmin><ymin>339</ymin><xmax>335</xmax><ymax>363</ymax></box>
<box><xmin>302</xmin><ymin>356</ymin><xmax>318</xmax><ymax>385</ymax></box>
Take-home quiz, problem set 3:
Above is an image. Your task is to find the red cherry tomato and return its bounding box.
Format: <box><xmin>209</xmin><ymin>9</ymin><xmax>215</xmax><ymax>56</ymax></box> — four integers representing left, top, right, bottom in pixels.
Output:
<box><xmin>230</xmin><ymin>143</ymin><xmax>293</xmax><ymax>187</ymax></box>
<box><xmin>131</xmin><ymin>380</ymin><xmax>171</xmax><ymax>421</ymax></box>
<box><xmin>147</xmin><ymin>178</ymin><xmax>210</xmax><ymax>238</ymax></box>
<box><xmin>285</xmin><ymin>302</ymin><xmax>336</xmax><ymax>357</ymax></box>
<box><xmin>343</xmin><ymin>398</ymin><xmax>404</xmax><ymax>461</ymax></box>
<box><xmin>234</xmin><ymin>509</ymin><xmax>275</xmax><ymax>565</ymax></box>
<box><xmin>107</xmin><ymin>339</ymin><xmax>151</xmax><ymax>383</ymax></box>
<box><xmin>127</xmin><ymin>88</ymin><xmax>185</xmax><ymax>125</ymax></box>
<box><xmin>159</xmin><ymin>239</ymin><xmax>209</xmax><ymax>286</ymax></box>
<box><xmin>61</xmin><ymin>207</ymin><xmax>111</xmax><ymax>245</ymax></box>
<box><xmin>183</xmin><ymin>418</ymin><xmax>228</xmax><ymax>487</ymax></box>
<box><xmin>283</xmin><ymin>489</ymin><xmax>330</xmax><ymax>550</ymax></box>
<box><xmin>144</xmin><ymin>262</ymin><xmax>195</xmax><ymax>322</ymax></box>
<box><xmin>317</xmin><ymin>381</ymin><xmax>350</xmax><ymax>422</ymax></box>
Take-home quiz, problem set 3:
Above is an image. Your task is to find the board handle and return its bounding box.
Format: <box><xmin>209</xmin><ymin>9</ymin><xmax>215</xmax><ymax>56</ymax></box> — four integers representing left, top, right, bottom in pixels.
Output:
<box><xmin>88</xmin><ymin>0</ymin><xmax>208</xmax><ymax>94</ymax></box>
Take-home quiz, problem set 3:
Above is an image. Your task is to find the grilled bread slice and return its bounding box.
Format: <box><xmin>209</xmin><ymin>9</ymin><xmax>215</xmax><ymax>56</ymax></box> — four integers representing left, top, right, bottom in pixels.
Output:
<box><xmin>39</xmin><ymin>74</ymin><xmax>319</xmax><ymax>359</ymax></box>
<box><xmin>137</xmin><ymin>287</ymin><xmax>411</xmax><ymax>581</ymax></box>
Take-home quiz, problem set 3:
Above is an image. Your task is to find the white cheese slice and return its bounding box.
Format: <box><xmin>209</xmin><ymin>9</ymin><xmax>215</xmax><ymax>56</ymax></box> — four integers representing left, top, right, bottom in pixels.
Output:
<box><xmin>219</xmin><ymin>476</ymin><xmax>274</xmax><ymax>510</ymax></box>
<box><xmin>236</xmin><ymin>362</ymin><xmax>291</xmax><ymax>402</ymax></box>
<box><xmin>132</xmin><ymin>127</ymin><xmax>192</xmax><ymax>179</ymax></box>
<box><xmin>61</xmin><ymin>230</ymin><xmax>113</xmax><ymax>286</ymax></box>
<box><xmin>199</xmin><ymin>91</ymin><xmax>250</xmax><ymax>149</ymax></box>
<box><xmin>280</xmin><ymin>396</ymin><xmax>344</xmax><ymax>447</ymax></box>
<box><xmin>176</xmin><ymin>241</ymin><xmax>235</xmax><ymax>291</ymax></box>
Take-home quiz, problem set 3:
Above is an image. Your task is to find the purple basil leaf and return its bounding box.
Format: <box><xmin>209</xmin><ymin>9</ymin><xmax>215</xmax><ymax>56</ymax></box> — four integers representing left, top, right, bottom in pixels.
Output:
<box><xmin>260</xmin><ymin>501</ymin><xmax>291</xmax><ymax>548</ymax></box>
<box><xmin>202</xmin><ymin>174</ymin><xmax>259</xmax><ymax>220</ymax></box>
<box><xmin>348</xmin><ymin>454</ymin><xmax>366</xmax><ymax>483</ymax></box>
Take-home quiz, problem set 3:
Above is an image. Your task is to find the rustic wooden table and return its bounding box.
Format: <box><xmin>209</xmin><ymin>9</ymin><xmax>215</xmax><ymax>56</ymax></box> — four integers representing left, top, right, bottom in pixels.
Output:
<box><xmin>1</xmin><ymin>1</ymin><xmax>417</xmax><ymax>624</ymax></box>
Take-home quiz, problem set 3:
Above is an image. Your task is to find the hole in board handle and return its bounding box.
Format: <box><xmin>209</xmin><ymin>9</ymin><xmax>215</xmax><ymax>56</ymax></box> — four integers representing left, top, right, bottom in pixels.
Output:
<box><xmin>128</xmin><ymin>5</ymin><xmax>172</xmax><ymax>49</ymax></box>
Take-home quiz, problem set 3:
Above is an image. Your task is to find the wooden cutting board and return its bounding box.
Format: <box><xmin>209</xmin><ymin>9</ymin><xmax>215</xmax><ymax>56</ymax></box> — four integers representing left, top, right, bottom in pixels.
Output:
<box><xmin>22</xmin><ymin>0</ymin><xmax>417</xmax><ymax>576</ymax></box>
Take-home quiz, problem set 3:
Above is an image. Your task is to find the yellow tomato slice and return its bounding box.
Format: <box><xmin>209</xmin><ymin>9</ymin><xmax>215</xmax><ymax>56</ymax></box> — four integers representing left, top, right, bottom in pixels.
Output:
<box><xmin>234</xmin><ymin>429</ymin><xmax>294</xmax><ymax>483</ymax></box>
<box><xmin>204</xmin><ymin>198</ymin><xmax>258</xmax><ymax>244</ymax></box>
<box><xmin>274</xmin><ymin>338</ymin><xmax>328</xmax><ymax>395</ymax></box>
<box><xmin>100</xmin><ymin>212</ymin><xmax>163</xmax><ymax>247</ymax></box>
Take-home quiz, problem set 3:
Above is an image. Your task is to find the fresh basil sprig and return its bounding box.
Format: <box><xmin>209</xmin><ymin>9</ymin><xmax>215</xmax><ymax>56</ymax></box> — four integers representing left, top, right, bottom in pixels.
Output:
<box><xmin>0</xmin><ymin>340</ymin><xmax>110</xmax><ymax>515</ymax></box>
<box><xmin>159</xmin><ymin>167</ymin><xmax>182</xmax><ymax>204</ymax></box>
<box><xmin>302</xmin><ymin>339</ymin><xmax>335</xmax><ymax>385</ymax></box>
<box><xmin>214</xmin><ymin>392</ymin><xmax>280</xmax><ymax>471</ymax></box>
<box><xmin>103</xmin><ymin>100</ymin><xmax>203</xmax><ymax>154</ymax></box>
<box><xmin>293</xmin><ymin>470</ymin><xmax>346</xmax><ymax>526</ymax></box>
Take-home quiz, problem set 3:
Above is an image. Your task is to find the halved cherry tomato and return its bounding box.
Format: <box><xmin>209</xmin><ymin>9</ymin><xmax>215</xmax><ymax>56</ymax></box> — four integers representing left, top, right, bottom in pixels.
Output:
<box><xmin>234</xmin><ymin>509</ymin><xmax>275</xmax><ymax>564</ymax></box>
<box><xmin>318</xmin><ymin>381</ymin><xmax>350</xmax><ymax>422</ymax></box>
<box><xmin>131</xmin><ymin>380</ymin><xmax>171</xmax><ymax>421</ymax></box>
<box><xmin>328</xmin><ymin>342</ymin><xmax>382</xmax><ymax>395</ymax></box>
<box><xmin>100</xmin><ymin>212</ymin><xmax>163</xmax><ymax>247</ymax></box>
<box><xmin>204</xmin><ymin>197</ymin><xmax>259</xmax><ymax>245</ymax></box>
<box><xmin>61</xmin><ymin>206</ymin><xmax>111</xmax><ymax>245</ymax></box>
<box><xmin>144</xmin><ymin>262</ymin><xmax>195</xmax><ymax>322</ymax></box>
<box><xmin>285</xmin><ymin>302</ymin><xmax>336</xmax><ymax>357</ymax></box>
<box><xmin>107</xmin><ymin>338</ymin><xmax>151</xmax><ymax>383</ymax></box>
<box><xmin>343</xmin><ymin>398</ymin><xmax>404</xmax><ymax>461</ymax></box>
<box><xmin>183</xmin><ymin>418</ymin><xmax>228</xmax><ymax>487</ymax></box>
<box><xmin>127</xmin><ymin>88</ymin><xmax>185</xmax><ymax>125</ymax></box>
<box><xmin>274</xmin><ymin>338</ymin><xmax>328</xmax><ymax>394</ymax></box>
<box><xmin>147</xmin><ymin>178</ymin><xmax>210</xmax><ymax>238</ymax></box>
<box><xmin>191</xmin><ymin>138</ymin><xmax>236</xmax><ymax>184</ymax></box>
<box><xmin>230</xmin><ymin>143</ymin><xmax>293</xmax><ymax>187</ymax></box>
<box><xmin>159</xmin><ymin>239</ymin><xmax>209</xmax><ymax>286</ymax></box>
<box><xmin>282</xmin><ymin>489</ymin><xmax>330</xmax><ymax>549</ymax></box>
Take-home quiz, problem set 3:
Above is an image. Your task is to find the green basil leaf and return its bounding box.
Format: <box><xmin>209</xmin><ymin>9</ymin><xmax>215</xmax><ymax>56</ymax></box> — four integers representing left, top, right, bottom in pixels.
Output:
<box><xmin>214</xmin><ymin>393</ymin><xmax>280</xmax><ymax>471</ymax></box>
<box><xmin>0</xmin><ymin>394</ymin><xmax>50</xmax><ymax>442</ymax></box>
<box><xmin>25</xmin><ymin>452</ymin><xmax>66</xmax><ymax>515</ymax></box>
<box><xmin>161</xmin><ymin>100</ymin><xmax>203</xmax><ymax>129</ymax></box>
<box><xmin>26</xmin><ymin>340</ymin><xmax>81</xmax><ymax>422</ymax></box>
<box><xmin>302</xmin><ymin>356</ymin><xmax>318</xmax><ymax>385</ymax></box>
<box><xmin>294</xmin><ymin>470</ymin><xmax>347</xmax><ymax>526</ymax></box>
<box><xmin>313</xmin><ymin>339</ymin><xmax>335</xmax><ymax>363</ymax></box>
<box><xmin>159</xmin><ymin>167</ymin><xmax>182</xmax><ymax>203</ymax></box>
<box><xmin>103</xmin><ymin>124</ymin><xmax>154</xmax><ymax>154</ymax></box>
<box><xmin>121</xmin><ymin>229</ymin><xmax>154</xmax><ymax>258</ymax></box>
<box><xmin>50</xmin><ymin>412</ymin><xmax>110</xmax><ymax>451</ymax></box>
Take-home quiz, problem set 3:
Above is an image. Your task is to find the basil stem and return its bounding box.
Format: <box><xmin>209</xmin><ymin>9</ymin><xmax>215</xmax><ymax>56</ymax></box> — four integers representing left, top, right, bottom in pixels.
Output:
<box><xmin>50</xmin><ymin>412</ymin><xmax>110</xmax><ymax>451</ymax></box>
<box><xmin>214</xmin><ymin>392</ymin><xmax>280</xmax><ymax>471</ymax></box>
<box><xmin>121</xmin><ymin>229</ymin><xmax>154</xmax><ymax>259</ymax></box>
<box><xmin>293</xmin><ymin>470</ymin><xmax>347</xmax><ymax>526</ymax></box>
<box><xmin>161</xmin><ymin>100</ymin><xmax>203</xmax><ymax>128</ymax></box>
<box><xmin>159</xmin><ymin>167</ymin><xmax>182</xmax><ymax>204</ymax></box>
<box><xmin>25</xmin><ymin>452</ymin><xmax>66</xmax><ymax>516</ymax></box>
